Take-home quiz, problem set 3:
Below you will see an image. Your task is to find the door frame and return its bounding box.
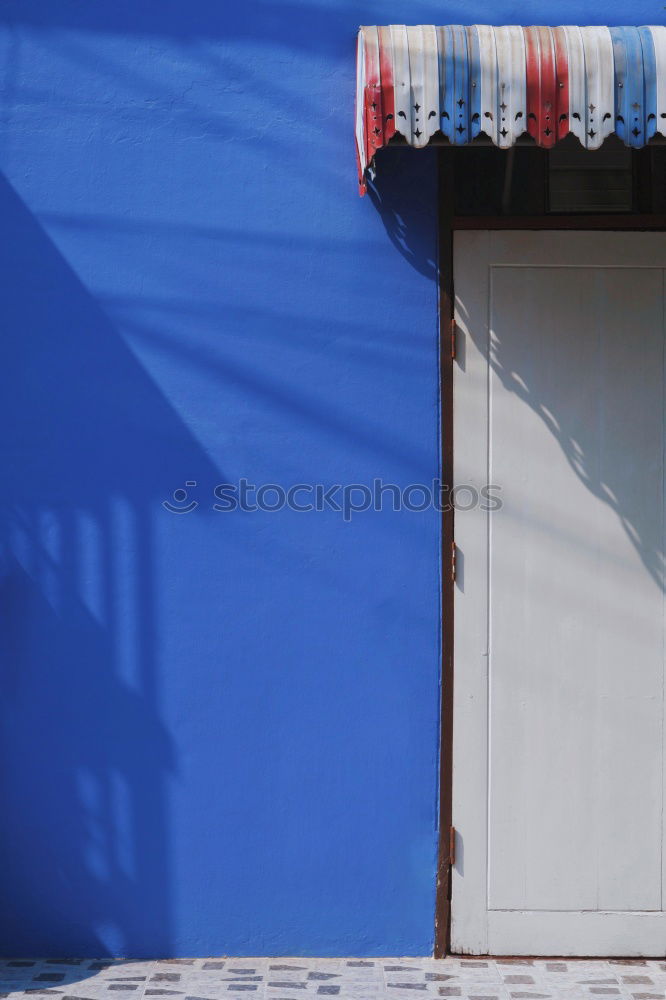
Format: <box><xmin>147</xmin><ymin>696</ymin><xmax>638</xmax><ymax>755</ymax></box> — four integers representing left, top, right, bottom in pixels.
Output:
<box><xmin>434</xmin><ymin>147</ymin><xmax>666</xmax><ymax>957</ymax></box>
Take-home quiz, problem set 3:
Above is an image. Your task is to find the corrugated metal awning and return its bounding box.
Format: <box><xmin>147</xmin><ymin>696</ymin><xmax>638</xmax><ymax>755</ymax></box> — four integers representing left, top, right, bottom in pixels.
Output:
<box><xmin>355</xmin><ymin>25</ymin><xmax>666</xmax><ymax>193</ymax></box>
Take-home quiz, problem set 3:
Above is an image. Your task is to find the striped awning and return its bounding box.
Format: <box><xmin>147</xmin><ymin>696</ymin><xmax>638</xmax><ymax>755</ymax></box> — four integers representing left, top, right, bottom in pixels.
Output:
<box><xmin>355</xmin><ymin>25</ymin><xmax>666</xmax><ymax>193</ymax></box>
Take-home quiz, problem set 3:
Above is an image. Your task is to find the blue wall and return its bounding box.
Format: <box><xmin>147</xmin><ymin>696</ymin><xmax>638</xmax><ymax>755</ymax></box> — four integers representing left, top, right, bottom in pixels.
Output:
<box><xmin>0</xmin><ymin>0</ymin><xmax>659</xmax><ymax>959</ymax></box>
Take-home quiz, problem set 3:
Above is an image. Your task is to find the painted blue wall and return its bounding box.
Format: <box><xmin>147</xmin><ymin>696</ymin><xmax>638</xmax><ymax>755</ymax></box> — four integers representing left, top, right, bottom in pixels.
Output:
<box><xmin>0</xmin><ymin>0</ymin><xmax>659</xmax><ymax>959</ymax></box>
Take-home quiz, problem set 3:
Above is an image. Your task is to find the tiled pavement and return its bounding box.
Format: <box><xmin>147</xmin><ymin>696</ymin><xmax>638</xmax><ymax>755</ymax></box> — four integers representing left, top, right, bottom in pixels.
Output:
<box><xmin>2</xmin><ymin>958</ymin><xmax>666</xmax><ymax>1000</ymax></box>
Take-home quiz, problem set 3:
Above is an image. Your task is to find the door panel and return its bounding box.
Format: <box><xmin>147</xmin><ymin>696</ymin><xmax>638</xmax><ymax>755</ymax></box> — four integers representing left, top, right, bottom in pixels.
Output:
<box><xmin>452</xmin><ymin>232</ymin><xmax>666</xmax><ymax>956</ymax></box>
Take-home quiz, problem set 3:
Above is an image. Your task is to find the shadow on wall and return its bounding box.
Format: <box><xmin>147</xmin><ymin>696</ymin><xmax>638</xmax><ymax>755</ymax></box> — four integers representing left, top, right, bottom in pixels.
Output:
<box><xmin>0</xmin><ymin>174</ymin><xmax>220</xmax><ymax>957</ymax></box>
<box><xmin>0</xmin><ymin>152</ymin><xmax>442</xmax><ymax>959</ymax></box>
<box><xmin>0</xmin><ymin>0</ymin><xmax>638</xmax><ymax>46</ymax></box>
<box><xmin>0</xmin><ymin>0</ymin><xmax>444</xmax><ymax>955</ymax></box>
<box><xmin>367</xmin><ymin>147</ymin><xmax>438</xmax><ymax>282</ymax></box>
<box><xmin>369</xmin><ymin>146</ymin><xmax>665</xmax><ymax>596</ymax></box>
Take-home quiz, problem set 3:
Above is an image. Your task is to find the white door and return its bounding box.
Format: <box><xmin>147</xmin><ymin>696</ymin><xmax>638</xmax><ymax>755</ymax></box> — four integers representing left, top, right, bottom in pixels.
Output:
<box><xmin>452</xmin><ymin>231</ymin><xmax>666</xmax><ymax>956</ymax></box>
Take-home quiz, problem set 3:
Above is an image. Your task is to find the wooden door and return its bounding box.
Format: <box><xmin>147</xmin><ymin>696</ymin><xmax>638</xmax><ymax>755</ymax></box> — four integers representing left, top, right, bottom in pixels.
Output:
<box><xmin>452</xmin><ymin>231</ymin><xmax>666</xmax><ymax>955</ymax></box>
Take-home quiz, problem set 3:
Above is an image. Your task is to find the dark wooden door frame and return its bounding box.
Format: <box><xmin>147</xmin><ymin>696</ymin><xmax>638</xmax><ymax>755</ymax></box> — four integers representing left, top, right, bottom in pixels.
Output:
<box><xmin>434</xmin><ymin>151</ymin><xmax>456</xmax><ymax>960</ymax></box>
<box><xmin>434</xmin><ymin>146</ymin><xmax>666</xmax><ymax>957</ymax></box>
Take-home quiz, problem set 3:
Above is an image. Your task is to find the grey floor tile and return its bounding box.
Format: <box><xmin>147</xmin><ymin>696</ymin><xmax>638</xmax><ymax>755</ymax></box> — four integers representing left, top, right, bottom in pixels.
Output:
<box><xmin>7</xmin><ymin>959</ymin><xmax>666</xmax><ymax>1000</ymax></box>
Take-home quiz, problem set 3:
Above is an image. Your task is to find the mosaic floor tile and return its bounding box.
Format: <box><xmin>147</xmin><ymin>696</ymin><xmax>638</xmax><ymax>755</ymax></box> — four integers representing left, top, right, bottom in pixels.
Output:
<box><xmin>4</xmin><ymin>960</ymin><xmax>666</xmax><ymax>1000</ymax></box>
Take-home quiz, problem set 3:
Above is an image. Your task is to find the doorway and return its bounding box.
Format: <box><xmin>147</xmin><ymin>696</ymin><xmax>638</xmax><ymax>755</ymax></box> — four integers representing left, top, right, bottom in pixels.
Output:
<box><xmin>450</xmin><ymin>230</ymin><xmax>666</xmax><ymax>955</ymax></box>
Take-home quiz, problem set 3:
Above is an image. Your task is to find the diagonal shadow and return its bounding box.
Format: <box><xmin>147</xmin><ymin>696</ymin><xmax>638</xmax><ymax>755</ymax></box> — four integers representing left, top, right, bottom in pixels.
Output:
<box><xmin>0</xmin><ymin>174</ymin><xmax>221</xmax><ymax>958</ymax></box>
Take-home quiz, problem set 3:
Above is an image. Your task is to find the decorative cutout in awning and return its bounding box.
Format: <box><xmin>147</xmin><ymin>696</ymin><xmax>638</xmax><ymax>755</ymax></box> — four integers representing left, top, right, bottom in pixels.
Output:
<box><xmin>355</xmin><ymin>25</ymin><xmax>666</xmax><ymax>193</ymax></box>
